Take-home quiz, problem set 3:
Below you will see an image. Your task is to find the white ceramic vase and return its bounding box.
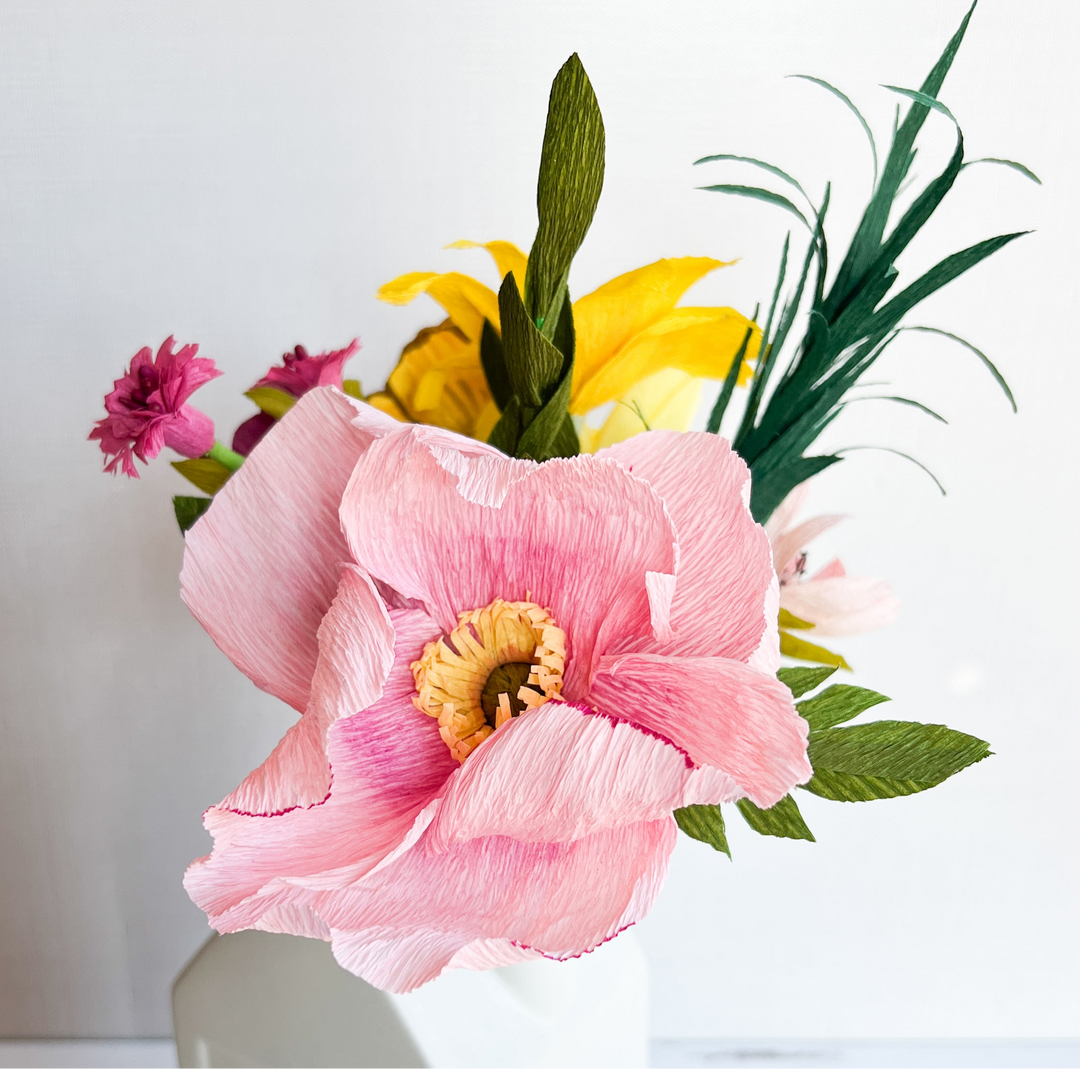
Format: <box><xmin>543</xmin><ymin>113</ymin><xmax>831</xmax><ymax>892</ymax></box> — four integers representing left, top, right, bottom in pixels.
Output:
<box><xmin>173</xmin><ymin>928</ymin><xmax>649</xmax><ymax>1068</ymax></box>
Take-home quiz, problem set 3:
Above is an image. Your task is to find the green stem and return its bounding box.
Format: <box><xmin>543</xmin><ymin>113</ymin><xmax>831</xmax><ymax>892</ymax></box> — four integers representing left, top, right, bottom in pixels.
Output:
<box><xmin>207</xmin><ymin>440</ymin><xmax>245</xmax><ymax>472</ymax></box>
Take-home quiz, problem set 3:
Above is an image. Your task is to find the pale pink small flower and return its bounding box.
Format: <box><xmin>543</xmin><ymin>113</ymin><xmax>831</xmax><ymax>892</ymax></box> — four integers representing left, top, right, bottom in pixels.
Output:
<box><xmin>765</xmin><ymin>483</ymin><xmax>899</xmax><ymax>636</ymax></box>
<box><xmin>182</xmin><ymin>389</ymin><xmax>811</xmax><ymax>992</ymax></box>
<box><xmin>232</xmin><ymin>339</ymin><xmax>360</xmax><ymax>456</ymax></box>
<box><xmin>90</xmin><ymin>337</ymin><xmax>220</xmax><ymax>478</ymax></box>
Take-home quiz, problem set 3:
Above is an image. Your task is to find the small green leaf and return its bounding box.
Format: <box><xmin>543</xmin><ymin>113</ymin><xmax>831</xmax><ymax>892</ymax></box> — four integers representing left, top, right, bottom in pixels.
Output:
<box><xmin>737</xmin><ymin>795</ymin><xmax>815</xmax><ymax>841</ymax></box>
<box><xmin>173</xmin><ymin>495</ymin><xmax>212</xmax><ymax>533</ymax></box>
<box><xmin>706</xmin><ymin>323</ymin><xmax>755</xmax><ymax>434</ymax></box>
<box><xmin>171</xmin><ymin>457</ymin><xmax>232</xmax><ymax>496</ymax></box>
<box><xmin>479</xmin><ymin>318</ymin><xmax>511</xmax><ymax>410</ymax></box>
<box><xmin>803</xmin><ymin>720</ymin><xmax>991</xmax><ymax>802</ymax></box>
<box><xmin>674</xmin><ymin>805</ymin><xmax>731</xmax><ymax>857</ymax></box>
<box><xmin>780</xmin><ymin>630</ymin><xmax>852</xmax><ymax>671</ymax></box>
<box><xmin>777</xmin><ymin>665</ymin><xmax>838</xmax><ymax>699</ymax></box>
<box><xmin>797</xmin><ymin>684</ymin><xmax>890</xmax><ymax>731</ymax></box>
<box><xmin>499</xmin><ymin>273</ymin><xmax>564</xmax><ymax>406</ymax></box>
<box><xmin>698</xmin><ymin>184</ymin><xmax>811</xmax><ymax>230</ymax></box>
<box><xmin>882</xmin><ymin>85</ymin><xmax>958</xmax><ymax>125</ymax></box>
<box><xmin>525</xmin><ymin>54</ymin><xmax>605</xmax><ymax>332</ymax></box>
<box><xmin>245</xmin><ymin>386</ymin><xmax>296</xmax><ymax>420</ymax></box>
<box><xmin>341</xmin><ymin>379</ymin><xmax>363</xmax><ymax>400</ymax></box>
<box><xmin>516</xmin><ymin>377</ymin><xmax>579</xmax><ymax>461</ymax></box>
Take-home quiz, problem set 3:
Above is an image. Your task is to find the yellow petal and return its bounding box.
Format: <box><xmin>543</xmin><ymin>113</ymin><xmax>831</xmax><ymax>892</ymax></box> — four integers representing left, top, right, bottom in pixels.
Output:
<box><xmin>571</xmin><ymin>305</ymin><xmax>760</xmax><ymax>413</ymax></box>
<box><xmin>571</xmin><ymin>257</ymin><xmax>733</xmax><ymax>400</ymax></box>
<box><xmin>376</xmin><ymin>271</ymin><xmax>499</xmax><ymax>341</ymax></box>
<box><xmin>364</xmin><ymin>390</ymin><xmax>409</xmax><ymax>422</ymax></box>
<box><xmin>446</xmin><ymin>240</ymin><xmax>528</xmax><ymax>293</ymax></box>
<box><xmin>578</xmin><ymin>368</ymin><xmax>704</xmax><ymax>453</ymax></box>
<box><xmin>386</xmin><ymin>319</ymin><xmax>492</xmax><ymax>437</ymax></box>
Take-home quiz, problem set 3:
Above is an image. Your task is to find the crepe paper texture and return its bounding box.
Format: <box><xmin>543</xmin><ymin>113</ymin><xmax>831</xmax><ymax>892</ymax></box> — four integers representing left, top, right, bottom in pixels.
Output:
<box><xmin>180</xmin><ymin>389</ymin><xmax>813</xmax><ymax>992</ymax></box>
<box><xmin>89</xmin><ymin>337</ymin><xmax>221</xmax><ymax>478</ymax></box>
<box><xmin>699</xmin><ymin>0</ymin><xmax>1029</xmax><ymax>526</ymax></box>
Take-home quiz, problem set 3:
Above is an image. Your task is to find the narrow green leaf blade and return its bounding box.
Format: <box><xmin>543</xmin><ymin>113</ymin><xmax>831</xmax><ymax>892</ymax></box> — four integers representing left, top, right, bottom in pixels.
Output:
<box><xmin>171</xmin><ymin>457</ymin><xmax>232</xmax><ymax>496</ymax></box>
<box><xmin>245</xmin><ymin>386</ymin><xmax>296</xmax><ymax>420</ymax></box>
<box><xmin>902</xmin><ymin>326</ymin><xmax>1016</xmax><ymax>412</ymax></box>
<box><xmin>836</xmin><ymin>445</ymin><xmax>946</xmax><ymax>496</ymax></box>
<box><xmin>173</xmin><ymin>495</ymin><xmax>212</xmax><ymax>533</ymax></box>
<box><xmin>962</xmin><ymin>157</ymin><xmax>1041</xmax><ymax>184</ymax></box>
<box><xmin>797</xmin><ymin>684</ymin><xmax>891</xmax><ymax>731</ymax></box>
<box><xmin>777</xmin><ymin>665</ymin><xmax>838</xmax><ymax>699</ymax></box>
<box><xmin>499</xmin><ymin>272</ymin><xmax>564</xmax><ymax>407</ymax></box>
<box><xmin>675</xmin><ymin>805</ymin><xmax>731</xmax><ymax>857</ymax></box>
<box><xmin>789</xmin><ymin>74</ymin><xmax>878</xmax><ymax>183</ymax></box>
<box><xmin>803</xmin><ymin>720</ymin><xmax>991</xmax><ymax>801</ymax></box>
<box><xmin>693</xmin><ymin>153</ymin><xmax>810</xmax><ymax>201</ymax></box>
<box><xmin>737</xmin><ymin>795</ymin><xmax>815</xmax><ymax>841</ymax></box>
<box><xmin>479</xmin><ymin>317</ymin><xmax>511</xmax><ymax>410</ymax></box>
<box><xmin>698</xmin><ymin>184</ymin><xmax>812</xmax><ymax>230</ymax></box>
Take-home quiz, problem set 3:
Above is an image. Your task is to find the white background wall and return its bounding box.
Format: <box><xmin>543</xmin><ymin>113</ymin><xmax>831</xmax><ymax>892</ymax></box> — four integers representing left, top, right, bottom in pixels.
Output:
<box><xmin>1</xmin><ymin>0</ymin><xmax>1076</xmax><ymax>1041</ymax></box>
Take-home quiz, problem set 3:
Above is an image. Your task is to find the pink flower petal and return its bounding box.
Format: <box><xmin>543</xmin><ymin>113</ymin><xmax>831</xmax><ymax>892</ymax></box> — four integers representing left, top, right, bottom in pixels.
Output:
<box><xmin>339</xmin><ymin>431</ymin><xmax>677</xmax><ymax>696</ymax></box>
<box><xmin>180</xmin><ymin>389</ymin><xmax>397</xmax><ymax>711</ymax></box>
<box><xmin>771</xmin><ymin>514</ymin><xmax>844</xmax><ymax>577</ymax></box>
<box><xmin>781</xmin><ymin>575</ymin><xmax>899</xmax><ymax>636</ymax></box>
<box><xmin>161</xmin><ymin>404</ymin><xmax>216</xmax><ymax>459</ymax></box>
<box><xmin>598</xmin><ymin>431</ymin><xmax>776</xmax><ymax>664</ymax></box>
<box><xmin>428</xmin><ymin>701</ymin><xmax>740</xmax><ymax>849</ymax></box>
<box><xmin>589</xmin><ymin>653</ymin><xmax>811</xmax><ymax>807</ymax></box>
<box><xmin>219</xmin><ymin>566</ymin><xmax>395</xmax><ymax>816</ymax></box>
<box><xmin>185</xmin><ymin>607</ymin><xmax>454</xmax><ymax>925</ymax></box>
<box><xmin>321</xmin><ymin>818</ymin><xmax>676</xmax><ymax>992</ymax></box>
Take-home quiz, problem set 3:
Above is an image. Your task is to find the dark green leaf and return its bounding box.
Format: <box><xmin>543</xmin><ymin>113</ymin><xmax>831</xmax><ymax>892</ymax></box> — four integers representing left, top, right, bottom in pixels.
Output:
<box><xmin>173</xmin><ymin>495</ymin><xmax>212</xmax><ymax>533</ymax></box>
<box><xmin>706</xmin><ymin>323</ymin><xmax>755</xmax><ymax>434</ymax></box>
<box><xmin>797</xmin><ymin>684</ymin><xmax>890</xmax><ymax>731</ymax></box>
<box><xmin>737</xmin><ymin>795</ymin><xmax>815</xmax><ymax>841</ymax></box>
<box><xmin>479</xmin><ymin>318</ymin><xmax>511</xmax><ymax>410</ymax></box>
<box><xmin>675</xmin><ymin>805</ymin><xmax>731</xmax><ymax>857</ymax></box>
<box><xmin>698</xmin><ymin>184</ymin><xmax>812</xmax><ymax>230</ymax></box>
<box><xmin>789</xmin><ymin>75</ymin><xmax>878</xmax><ymax>184</ymax></box>
<box><xmin>803</xmin><ymin>720</ymin><xmax>991</xmax><ymax>801</ymax></box>
<box><xmin>835</xmin><ymin>445</ymin><xmax>946</xmax><ymax>496</ymax></box>
<box><xmin>962</xmin><ymin>157</ymin><xmax>1041</xmax><ymax>184</ymax></box>
<box><xmin>902</xmin><ymin>326</ymin><xmax>1016</xmax><ymax>412</ymax></box>
<box><xmin>525</xmin><ymin>54</ymin><xmax>605</xmax><ymax>332</ymax></box>
<box><xmin>750</xmin><ymin>453</ymin><xmax>841</xmax><ymax>526</ymax></box>
<box><xmin>844</xmin><ymin>394</ymin><xmax>948</xmax><ymax>423</ymax></box>
<box><xmin>515</xmin><ymin>373</ymin><xmax>579</xmax><ymax>461</ymax></box>
<box><xmin>499</xmin><ymin>273</ymin><xmax>563</xmax><ymax>406</ymax></box>
<box><xmin>882</xmin><ymin>85</ymin><xmax>958</xmax><ymax>124</ymax></box>
<box><xmin>777</xmin><ymin>665</ymin><xmax>838</xmax><ymax>699</ymax></box>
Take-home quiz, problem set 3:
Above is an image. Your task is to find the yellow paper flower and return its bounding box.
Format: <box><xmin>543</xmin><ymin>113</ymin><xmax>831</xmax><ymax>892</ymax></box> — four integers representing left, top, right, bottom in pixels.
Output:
<box><xmin>374</xmin><ymin>241</ymin><xmax>762</xmax><ymax>451</ymax></box>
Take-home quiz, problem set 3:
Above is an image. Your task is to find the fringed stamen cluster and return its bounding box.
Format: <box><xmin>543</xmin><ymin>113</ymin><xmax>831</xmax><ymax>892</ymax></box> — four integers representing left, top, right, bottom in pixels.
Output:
<box><xmin>411</xmin><ymin>598</ymin><xmax>566</xmax><ymax>761</ymax></box>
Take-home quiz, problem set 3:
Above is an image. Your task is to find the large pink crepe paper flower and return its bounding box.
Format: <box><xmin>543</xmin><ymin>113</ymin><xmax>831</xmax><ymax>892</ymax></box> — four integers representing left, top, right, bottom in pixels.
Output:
<box><xmin>232</xmin><ymin>339</ymin><xmax>360</xmax><ymax>456</ymax></box>
<box><xmin>766</xmin><ymin>483</ymin><xmax>900</xmax><ymax>636</ymax></box>
<box><xmin>90</xmin><ymin>336</ymin><xmax>220</xmax><ymax>478</ymax></box>
<box><xmin>182</xmin><ymin>386</ymin><xmax>811</xmax><ymax>993</ymax></box>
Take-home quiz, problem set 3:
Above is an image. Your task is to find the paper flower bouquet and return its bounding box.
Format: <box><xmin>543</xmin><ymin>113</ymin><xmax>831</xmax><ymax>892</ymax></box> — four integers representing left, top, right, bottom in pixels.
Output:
<box><xmin>93</xmin><ymin>5</ymin><xmax>1031</xmax><ymax>994</ymax></box>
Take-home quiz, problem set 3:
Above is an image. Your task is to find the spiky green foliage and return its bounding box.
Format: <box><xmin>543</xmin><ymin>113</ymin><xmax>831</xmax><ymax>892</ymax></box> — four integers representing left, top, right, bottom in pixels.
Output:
<box><xmin>697</xmin><ymin>2</ymin><xmax>1034</xmax><ymax>523</ymax></box>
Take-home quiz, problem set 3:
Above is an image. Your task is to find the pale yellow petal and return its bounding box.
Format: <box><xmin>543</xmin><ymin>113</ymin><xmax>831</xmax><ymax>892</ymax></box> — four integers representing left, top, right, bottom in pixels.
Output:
<box><xmin>571</xmin><ymin>305</ymin><xmax>760</xmax><ymax>413</ymax></box>
<box><xmin>571</xmin><ymin>257</ymin><xmax>734</xmax><ymax>397</ymax></box>
<box><xmin>364</xmin><ymin>391</ymin><xmax>410</xmax><ymax>422</ymax></box>
<box><xmin>578</xmin><ymin>368</ymin><xmax>704</xmax><ymax>453</ymax></box>
<box><xmin>376</xmin><ymin>271</ymin><xmax>499</xmax><ymax>341</ymax></box>
<box><xmin>386</xmin><ymin>319</ymin><xmax>492</xmax><ymax>437</ymax></box>
<box><xmin>446</xmin><ymin>240</ymin><xmax>529</xmax><ymax>294</ymax></box>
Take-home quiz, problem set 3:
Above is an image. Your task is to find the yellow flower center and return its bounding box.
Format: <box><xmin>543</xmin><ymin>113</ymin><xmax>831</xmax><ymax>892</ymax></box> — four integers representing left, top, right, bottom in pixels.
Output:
<box><xmin>411</xmin><ymin>598</ymin><xmax>566</xmax><ymax>762</ymax></box>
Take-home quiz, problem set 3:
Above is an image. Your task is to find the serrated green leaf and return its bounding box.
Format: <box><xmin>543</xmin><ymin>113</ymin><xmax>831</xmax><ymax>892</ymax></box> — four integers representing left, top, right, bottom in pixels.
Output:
<box><xmin>525</xmin><ymin>54</ymin><xmax>605</xmax><ymax>332</ymax></box>
<box><xmin>674</xmin><ymin>805</ymin><xmax>731</xmax><ymax>857</ymax></box>
<box><xmin>780</xmin><ymin>629</ymin><xmax>852</xmax><ymax>671</ymax></box>
<box><xmin>803</xmin><ymin>720</ymin><xmax>991</xmax><ymax>801</ymax></box>
<box><xmin>737</xmin><ymin>795</ymin><xmax>815</xmax><ymax>841</ymax></box>
<box><xmin>341</xmin><ymin>379</ymin><xmax>363</xmax><ymax>400</ymax></box>
<box><xmin>245</xmin><ymin>386</ymin><xmax>296</xmax><ymax>420</ymax></box>
<box><xmin>173</xmin><ymin>495</ymin><xmax>212</xmax><ymax>533</ymax></box>
<box><xmin>171</xmin><ymin>457</ymin><xmax>232</xmax><ymax>496</ymax></box>
<box><xmin>901</xmin><ymin>326</ymin><xmax>1016</xmax><ymax>412</ymax></box>
<box><xmin>789</xmin><ymin>75</ymin><xmax>878</xmax><ymax>184</ymax></box>
<box><xmin>778</xmin><ymin>665</ymin><xmax>838</xmax><ymax>698</ymax></box>
<box><xmin>961</xmin><ymin>157</ymin><xmax>1041</xmax><ymax>184</ymax></box>
<box><xmin>797</xmin><ymin>684</ymin><xmax>890</xmax><ymax>731</ymax></box>
<box><xmin>698</xmin><ymin>184</ymin><xmax>811</xmax><ymax>230</ymax></box>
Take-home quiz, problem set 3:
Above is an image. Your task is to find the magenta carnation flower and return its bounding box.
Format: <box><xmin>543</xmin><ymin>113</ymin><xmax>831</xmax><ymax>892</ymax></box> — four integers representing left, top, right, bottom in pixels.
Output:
<box><xmin>90</xmin><ymin>337</ymin><xmax>221</xmax><ymax>478</ymax></box>
<box><xmin>182</xmin><ymin>387</ymin><xmax>811</xmax><ymax>992</ymax></box>
<box><xmin>232</xmin><ymin>339</ymin><xmax>359</xmax><ymax>456</ymax></box>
